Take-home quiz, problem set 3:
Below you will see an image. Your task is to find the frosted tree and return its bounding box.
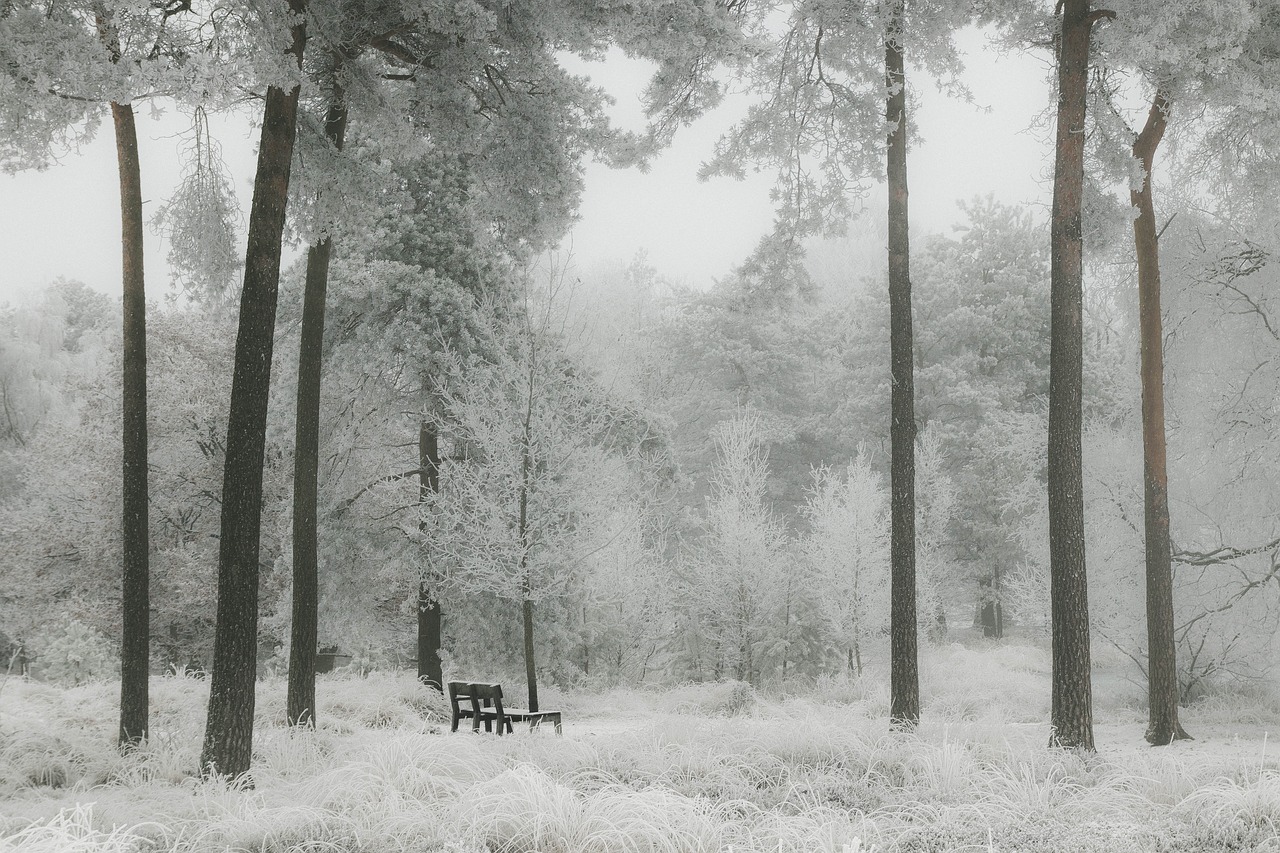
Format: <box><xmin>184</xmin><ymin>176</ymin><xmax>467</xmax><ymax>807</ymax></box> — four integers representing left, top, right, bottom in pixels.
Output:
<box><xmin>694</xmin><ymin>413</ymin><xmax>789</xmax><ymax>685</ymax></box>
<box><xmin>705</xmin><ymin>0</ymin><xmax>977</xmax><ymax>726</ymax></box>
<box><xmin>278</xmin><ymin>0</ymin><xmax>749</xmax><ymax>724</ymax></box>
<box><xmin>576</xmin><ymin>508</ymin><xmax>672</xmax><ymax>683</ymax></box>
<box><xmin>0</xmin><ymin>294</ymin><xmax>265</xmax><ymax>681</ymax></box>
<box><xmin>913</xmin><ymin>426</ymin><xmax>955</xmax><ymax>642</ymax></box>
<box><xmin>416</xmin><ymin>278</ymin><xmax>663</xmax><ymax>710</ymax></box>
<box><xmin>1</xmin><ymin>0</ymin><xmax>233</xmax><ymax>751</ymax></box>
<box><xmin>804</xmin><ymin>453</ymin><xmax>889</xmax><ymax>676</ymax></box>
<box><xmin>1088</xmin><ymin>0</ymin><xmax>1280</xmax><ymax>746</ymax></box>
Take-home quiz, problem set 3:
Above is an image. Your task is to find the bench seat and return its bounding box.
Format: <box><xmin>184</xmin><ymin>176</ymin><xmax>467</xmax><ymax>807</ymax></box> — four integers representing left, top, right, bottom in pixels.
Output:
<box><xmin>483</xmin><ymin>707</ymin><xmax>563</xmax><ymax>734</ymax></box>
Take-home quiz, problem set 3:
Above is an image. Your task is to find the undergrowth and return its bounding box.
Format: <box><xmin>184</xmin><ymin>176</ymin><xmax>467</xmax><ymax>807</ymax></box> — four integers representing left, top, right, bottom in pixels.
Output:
<box><xmin>1</xmin><ymin>645</ymin><xmax>1278</xmax><ymax>852</ymax></box>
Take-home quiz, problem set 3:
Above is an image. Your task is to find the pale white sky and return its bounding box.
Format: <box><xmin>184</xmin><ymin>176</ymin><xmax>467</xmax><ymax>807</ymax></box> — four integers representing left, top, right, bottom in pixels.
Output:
<box><xmin>0</xmin><ymin>27</ymin><xmax>1052</xmax><ymax>305</ymax></box>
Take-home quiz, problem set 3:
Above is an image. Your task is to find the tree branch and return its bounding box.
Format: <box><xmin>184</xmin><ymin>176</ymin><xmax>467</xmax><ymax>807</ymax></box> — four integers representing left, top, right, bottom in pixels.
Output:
<box><xmin>328</xmin><ymin>468</ymin><xmax>424</xmax><ymax>520</ymax></box>
<box><xmin>1173</xmin><ymin>537</ymin><xmax>1280</xmax><ymax>566</ymax></box>
<box><xmin>1086</xmin><ymin>8</ymin><xmax>1116</xmax><ymax>27</ymax></box>
<box><xmin>1132</xmin><ymin>88</ymin><xmax>1170</xmax><ymax>168</ymax></box>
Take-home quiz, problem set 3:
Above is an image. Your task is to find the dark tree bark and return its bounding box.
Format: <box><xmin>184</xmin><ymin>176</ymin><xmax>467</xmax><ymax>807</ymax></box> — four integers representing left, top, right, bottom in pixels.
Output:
<box><xmin>112</xmin><ymin>99</ymin><xmax>149</xmax><ymax>750</ymax></box>
<box><xmin>979</xmin><ymin>577</ymin><xmax>1003</xmax><ymax>639</ymax></box>
<box><xmin>1132</xmin><ymin>90</ymin><xmax>1191</xmax><ymax>747</ymax></box>
<box><xmin>519</xmin><ymin>409</ymin><xmax>539</xmax><ymax>712</ymax></box>
<box><xmin>885</xmin><ymin>0</ymin><xmax>919</xmax><ymax>729</ymax></box>
<box><xmin>1047</xmin><ymin>0</ymin><xmax>1106</xmax><ymax>752</ymax></box>
<box><xmin>202</xmin><ymin>2</ymin><xmax>307</xmax><ymax>778</ymax></box>
<box><xmin>287</xmin><ymin>70</ymin><xmax>349</xmax><ymax>729</ymax></box>
<box><xmin>417</xmin><ymin>420</ymin><xmax>443</xmax><ymax>691</ymax></box>
<box><xmin>522</xmin><ymin>595</ymin><xmax>537</xmax><ymax>711</ymax></box>
<box><xmin>95</xmin><ymin>2</ymin><xmax>150</xmax><ymax>752</ymax></box>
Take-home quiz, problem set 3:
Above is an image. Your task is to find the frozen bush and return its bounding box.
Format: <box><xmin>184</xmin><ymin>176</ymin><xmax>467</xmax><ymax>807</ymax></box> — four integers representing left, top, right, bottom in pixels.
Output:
<box><xmin>32</xmin><ymin>620</ymin><xmax>117</xmax><ymax>687</ymax></box>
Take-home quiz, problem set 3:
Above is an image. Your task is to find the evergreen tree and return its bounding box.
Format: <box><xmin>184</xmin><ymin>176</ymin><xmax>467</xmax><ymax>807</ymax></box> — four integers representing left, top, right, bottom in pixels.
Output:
<box><xmin>1046</xmin><ymin>0</ymin><xmax>1111</xmax><ymax>752</ymax></box>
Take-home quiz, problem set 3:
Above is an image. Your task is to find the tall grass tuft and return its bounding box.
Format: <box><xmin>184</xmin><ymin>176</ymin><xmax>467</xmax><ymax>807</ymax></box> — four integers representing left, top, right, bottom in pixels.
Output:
<box><xmin>0</xmin><ymin>805</ymin><xmax>157</xmax><ymax>853</ymax></box>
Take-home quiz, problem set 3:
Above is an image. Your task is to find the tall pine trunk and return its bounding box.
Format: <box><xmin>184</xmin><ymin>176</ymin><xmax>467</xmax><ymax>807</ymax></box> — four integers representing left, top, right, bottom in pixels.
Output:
<box><xmin>1047</xmin><ymin>0</ymin><xmax>1101</xmax><ymax>751</ymax></box>
<box><xmin>95</xmin><ymin>1</ymin><xmax>150</xmax><ymax>752</ymax></box>
<box><xmin>287</xmin><ymin>70</ymin><xmax>349</xmax><ymax>728</ymax></box>
<box><xmin>885</xmin><ymin>0</ymin><xmax>919</xmax><ymax>729</ymax></box>
<box><xmin>417</xmin><ymin>420</ymin><xmax>443</xmax><ymax>691</ymax></box>
<box><xmin>113</xmin><ymin>99</ymin><xmax>149</xmax><ymax>749</ymax></box>
<box><xmin>202</xmin><ymin>2</ymin><xmax>307</xmax><ymax>778</ymax></box>
<box><xmin>1132</xmin><ymin>90</ymin><xmax>1190</xmax><ymax>746</ymax></box>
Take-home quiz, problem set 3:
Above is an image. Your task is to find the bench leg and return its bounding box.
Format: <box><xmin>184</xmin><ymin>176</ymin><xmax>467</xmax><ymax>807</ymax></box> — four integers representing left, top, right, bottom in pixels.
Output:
<box><xmin>526</xmin><ymin>714</ymin><xmax>561</xmax><ymax>734</ymax></box>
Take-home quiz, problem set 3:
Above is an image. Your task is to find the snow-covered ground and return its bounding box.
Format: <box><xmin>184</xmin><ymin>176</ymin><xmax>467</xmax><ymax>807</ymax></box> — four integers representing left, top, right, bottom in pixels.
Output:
<box><xmin>2</xmin><ymin>642</ymin><xmax>1277</xmax><ymax>852</ymax></box>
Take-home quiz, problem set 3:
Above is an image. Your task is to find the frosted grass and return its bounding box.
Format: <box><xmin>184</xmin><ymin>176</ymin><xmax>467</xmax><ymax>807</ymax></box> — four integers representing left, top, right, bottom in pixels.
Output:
<box><xmin>2</xmin><ymin>645</ymin><xmax>1278</xmax><ymax>852</ymax></box>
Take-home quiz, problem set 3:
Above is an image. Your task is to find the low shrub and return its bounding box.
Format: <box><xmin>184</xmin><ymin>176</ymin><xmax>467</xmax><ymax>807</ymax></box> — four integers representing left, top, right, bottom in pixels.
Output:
<box><xmin>660</xmin><ymin>680</ymin><xmax>759</xmax><ymax>717</ymax></box>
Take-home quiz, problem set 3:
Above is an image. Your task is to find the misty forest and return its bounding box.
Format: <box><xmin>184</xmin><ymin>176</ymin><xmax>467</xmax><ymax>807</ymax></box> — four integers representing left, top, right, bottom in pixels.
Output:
<box><xmin>3</xmin><ymin>0</ymin><xmax>1280</xmax><ymax>851</ymax></box>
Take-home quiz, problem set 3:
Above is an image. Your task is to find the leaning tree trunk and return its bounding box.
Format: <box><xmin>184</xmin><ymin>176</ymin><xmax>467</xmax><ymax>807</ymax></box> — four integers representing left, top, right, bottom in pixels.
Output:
<box><xmin>885</xmin><ymin>0</ymin><xmax>919</xmax><ymax>729</ymax></box>
<box><xmin>287</xmin><ymin>68</ymin><xmax>349</xmax><ymax>729</ymax></box>
<box><xmin>1131</xmin><ymin>90</ymin><xmax>1191</xmax><ymax>747</ymax></box>
<box><xmin>202</xmin><ymin>1</ymin><xmax>307</xmax><ymax>778</ymax></box>
<box><xmin>1047</xmin><ymin>0</ymin><xmax>1104</xmax><ymax>752</ymax></box>
<box><xmin>112</xmin><ymin>99</ymin><xmax>149</xmax><ymax>750</ymax></box>
<box><xmin>417</xmin><ymin>420</ymin><xmax>443</xmax><ymax>691</ymax></box>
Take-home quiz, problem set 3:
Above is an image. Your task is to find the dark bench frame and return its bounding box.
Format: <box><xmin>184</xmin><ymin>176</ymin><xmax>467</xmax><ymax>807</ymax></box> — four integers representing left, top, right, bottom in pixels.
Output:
<box><xmin>447</xmin><ymin>681</ymin><xmax>562</xmax><ymax>735</ymax></box>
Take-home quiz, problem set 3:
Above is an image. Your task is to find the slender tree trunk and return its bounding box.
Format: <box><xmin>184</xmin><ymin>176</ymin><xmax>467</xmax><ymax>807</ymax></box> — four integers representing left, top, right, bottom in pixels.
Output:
<box><xmin>95</xmin><ymin>1</ymin><xmax>149</xmax><ymax>752</ymax></box>
<box><xmin>582</xmin><ymin>604</ymin><xmax>591</xmax><ymax>676</ymax></box>
<box><xmin>781</xmin><ymin>589</ymin><xmax>791</xmax><ymax>682</ymax></box>
<box><xmin>202</xmin><ymin>2</ymin><xmax>307</xmax><ymax>778</ymax></box>
<box><xmin>993</xmin><ymin>565</ymin><xmax>1003</xmax><ymax>640</ymax></box>
<box><xmin>522</xmin><ymin>596</ymin><xmax>537</xmax><ymax>710</ymax></box>
<box><xmin>518</xmin><ymin>361</ymin><xmax>539</xmax><ymax>712</ymax></box>
<box><xmin>1047</xmin><ymin>0</ymin><xmax>1102</xmax><ymax>751</ymax></box>
<box><xmin>417</xmin><ymin>420</ymin><xmax>443</xmax><ymax>691</ymax></box>
<box><xmin>885</xmin><ymin>0</ymin><xmax>919</xmax><ymax>729</ymax></box>
<box><xmin>287</xmin><ymin>71</ymin><xmax>349</xmax><ymax>729</ymax></box>
<box><xmin>1132</xmin><ymin>90</ymin><xmax>1191</xmax><ymax>746</ymax></box>
<box><xmin>112</xmin><ymin>99</ymin><xmax>149</xmax><ymax>750</ymax></box>
<box><xmin>519</xmin><ymin>433</ymin><xmax>539</xmax><ymax>712</ymax></box>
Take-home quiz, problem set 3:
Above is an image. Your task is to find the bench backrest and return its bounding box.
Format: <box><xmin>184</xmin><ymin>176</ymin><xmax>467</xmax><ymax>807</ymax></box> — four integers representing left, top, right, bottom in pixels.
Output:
<box><xmin>447</xmin><ymin>681</ymin><xmax>504</xmax><ymax>719</ymax></box>
<box><xmin>466</xmin><ymin>682</ymin><xmax>506</xmax><ymax>718</ymax></box>
<box><xmin>446</xmin><ymin>681</ymin><xmax>470</xmax><ymax>719</ymax></box>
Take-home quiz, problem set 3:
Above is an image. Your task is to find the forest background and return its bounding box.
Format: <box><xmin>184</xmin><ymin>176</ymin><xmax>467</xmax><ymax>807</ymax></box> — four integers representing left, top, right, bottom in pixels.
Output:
<box><xmin>1</xmin><ymin>0</ymin><xmax>1279</xmax><ymax>766</ymax></box>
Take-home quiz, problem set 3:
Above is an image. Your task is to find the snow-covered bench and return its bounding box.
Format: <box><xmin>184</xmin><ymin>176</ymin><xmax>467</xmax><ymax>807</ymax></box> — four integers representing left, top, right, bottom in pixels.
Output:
<box><xmin>447</xmin><ymin>681</ymin><xmax>562</xmax><ymax>735</ymax></box>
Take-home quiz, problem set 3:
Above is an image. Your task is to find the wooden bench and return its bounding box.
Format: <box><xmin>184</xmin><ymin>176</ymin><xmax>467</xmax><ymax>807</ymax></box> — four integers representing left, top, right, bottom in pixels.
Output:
<box><xmin>447</xmin><ymin>681</ymin><xmax>480</xmax><ymax>732</ymax></box>
<box><xmin>447</xmin><ymin>681</ymin><xmax>562</xmax><ymax>735</ymax></box>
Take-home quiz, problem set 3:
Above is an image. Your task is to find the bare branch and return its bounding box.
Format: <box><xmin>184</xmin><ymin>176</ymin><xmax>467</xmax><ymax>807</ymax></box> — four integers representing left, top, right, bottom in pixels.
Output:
<box><xmin>1172</xmin><ymin>537</ymin><xmax>1280</xmax><ymax>566</ymax></box>
<box><xmin>328</xmin><ymin>468</ymin><xmax>424</xmax><ymax>520</ymax></box>
<box><xmin>1085</xmin><ymin>8</ymin><xmax>1116</xmax><ymax>27</ymax></box>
